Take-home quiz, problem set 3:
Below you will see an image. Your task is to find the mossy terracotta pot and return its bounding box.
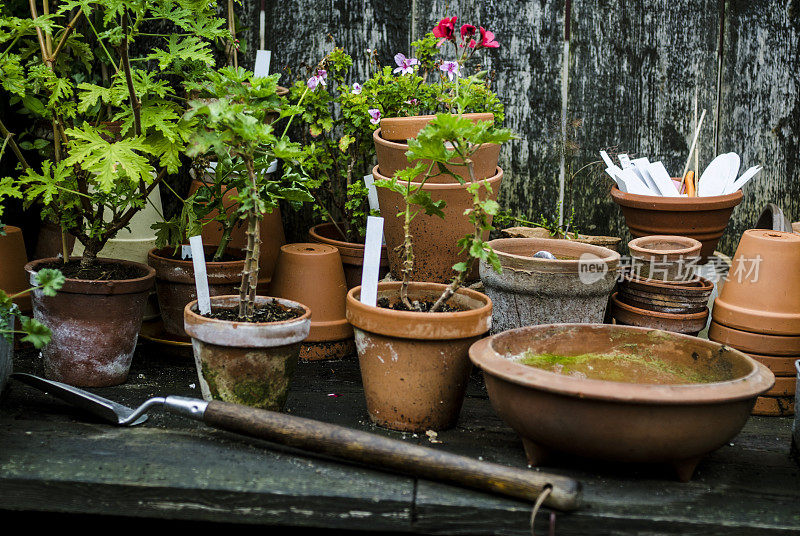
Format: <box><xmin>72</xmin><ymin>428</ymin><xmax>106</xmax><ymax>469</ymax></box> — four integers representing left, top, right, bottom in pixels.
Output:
<box><xmin>374</xmin><ymin>165</ymin><xmax>503</xmax><ymax>283</ymax></box>
<box><xmin>25</xmin><ymin>257</ymin><xmax>155</xmax><ymax>387</ymax></box>
<box><xmin>627</xmin><ymin>235</ymin><xmax>702</xmax><ymax>281</ymax></box>
<box><xmin>308</xmin><ymin>222</ymin><xmax>389</xmax><ymax>289</ymax></box>
<box><xmin>346</xmin><ymin>282</ymin><xmax>492</xmax><ymax>432</ymax></box>
<box><xmin>0</xmin><ymin>225</ymin><xmax>32</xmax><ymax>314</ymax></box>
<box><xmin>469</xmin><ymin>323</ymin><xmax>774</xmax><ymax>481</ymax></box>
<box><xmin>479</xmin><ymin>237</ymin><xmax>619</xmax><ymax>334</ymax></box>
<box><xmin>379</xmin><ymin>112</ymin><xmax>494</xmax><ymax>141</ymax></box>
<box><xmin>148</xmin><ymin>247</ymin><xmax>244</xmax><ymax>338</ymax></box>
<box><xmin>610</xmin><ymin>186</ymin><xmax>742</xmax><ymax>260</ymax></box>
<box><xmin>184</xmin><ymin>295</ymin><xmax>310</xmax><ymax>410</ymax></box>
<box><xmin>712</xmin><ymin>230</ymin><xmax>800</xmax><ymax>336</ymax></box>
<box><xmin>268</xmin><ymin>243</ymin><xmax>353</xmax><ymax>360</ymax></box>
<box><xmin>610</xmin><ymin>293</ymin><xmax>709</xmax><ymax>336</ymax></box>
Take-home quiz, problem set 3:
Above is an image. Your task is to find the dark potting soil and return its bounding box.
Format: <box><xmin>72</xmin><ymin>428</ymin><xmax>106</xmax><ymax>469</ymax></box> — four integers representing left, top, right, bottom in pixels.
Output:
<box><xmin>39</xmin><ymin>259</ymin><xmax>147</xmax><ymax>281</ymax></box>
<box><xmin>202</xmin><ymin>300</ymin><xmax>304</xmax><ymax>323</ymax></box>
<box><xmin>376</xmin><ymin>297</ymin><xmax>464</xmax><ymax>313</ymax></box>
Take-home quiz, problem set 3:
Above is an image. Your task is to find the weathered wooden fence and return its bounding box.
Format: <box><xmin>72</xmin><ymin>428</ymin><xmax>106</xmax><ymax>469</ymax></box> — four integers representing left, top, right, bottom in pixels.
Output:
<box><xmin>240</xmin><ymin>0</ymin><xmax>798</xmax><ymax>253</ymax></box>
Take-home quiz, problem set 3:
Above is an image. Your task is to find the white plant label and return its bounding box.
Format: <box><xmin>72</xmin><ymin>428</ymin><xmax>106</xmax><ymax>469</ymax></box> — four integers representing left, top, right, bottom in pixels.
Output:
<box><xmin>618</xmin><ymin>153</ymin><xmax>632</xmax><ymax>169</ymax></box>
<box><xmin>181</xmin><ymin>245</ymin><xmax>193</xmax><ymax>260</ymax></box>
<box><xmin>360</xmin><ymin>216</ymin><xmax>384</xmax><ymax>307</ymax></box>
<box><xmin>254</xmin><ymin>50</ymin><xmax>272</xmax><ymax>77</ymax></box>
<box><xmin>189</xmin><ymin>235</ymin><xmax>211</xmax><ymax>315</ymax></box>
<box><xmin>363</xmin><ymin>173</ymin><xmax>380</xmax><ymax>212</ymax></box>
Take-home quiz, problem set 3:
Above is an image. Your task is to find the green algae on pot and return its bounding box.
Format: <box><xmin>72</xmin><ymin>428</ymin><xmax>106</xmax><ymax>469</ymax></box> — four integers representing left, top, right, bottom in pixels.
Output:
<box><xmin>184</xmin><ymin>295</ymin><xmax>311</xmax><ymax>410</ymax></box>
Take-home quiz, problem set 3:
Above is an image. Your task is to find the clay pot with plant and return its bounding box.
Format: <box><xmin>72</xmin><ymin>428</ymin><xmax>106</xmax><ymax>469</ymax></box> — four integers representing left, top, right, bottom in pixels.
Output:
<box><xmin>349</xmin><ymin>108</ymin><xmax>512</xmax><ymax>432</ymax></box>
<box><xmin>0</xmin><ymin>0</ymin><xmax>230</xmax><ymax>386</ymax></box>
<box><xmin>181</xmin><ymin>67</ymin><xmax>314</xmax><ymax>410</ymax></box>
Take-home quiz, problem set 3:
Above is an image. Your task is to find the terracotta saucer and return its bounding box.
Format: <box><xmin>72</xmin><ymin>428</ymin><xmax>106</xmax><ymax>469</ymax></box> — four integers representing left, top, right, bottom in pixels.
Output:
<box><xmin>610</xmin><ymin>293</ymin><xmax>709</xmax><ymax>335</ymax></box>
<box><xmin>139</xmin><ymin>318</ymin><xmax>193</xmax><ymax>358</ymax></box>
<box><xmin>708</xmin><ymin>320</ymin><xmax>800</xmax><ymax>356</ymax></box>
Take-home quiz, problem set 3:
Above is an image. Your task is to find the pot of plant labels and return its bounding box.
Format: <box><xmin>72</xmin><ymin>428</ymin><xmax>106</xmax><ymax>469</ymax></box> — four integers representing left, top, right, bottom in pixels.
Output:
<box><xmin>25</xmin><ymin>257</ymin><xmax>155</xmax><ymax>387</ymax></box>
<box><xmin>469</xmin><ymin>323</ymin><xmax>774</xmax><ymax>481</ymax></box>
<box><xmin>610</xmin><ymin>293</ymin><xmax>709</xmax><ymax>336</ymax></box>
<box><xmin>501</xmin><ymin>226</ymin><xmax>622</xmax><ymax>252</ymax></box>
<box><xmin>308</xmin><ymin>222</ymin><xmax>389</xmax><ymax>289</ymax></box>
<box><xmin>346</xmin><ymin>282</ymin><xmax>492</xmax><ymax>432</ymax></box>
<box><xmin>479</xmin><ymin>238</ymin><xmax>619</xmax><ymax>333</ymax></box>
<box><xmin>375</xmin><ymin>165</ymin><xmax>503</xmax><ymax>283</ymax></box>
<box><xmin>148</xmin><ymin>247</ymin><xmax>244</xmax><ymax>338</ymax></box>
<box><xmin>269</xmin><ymin>243</ymin><xmax>353</xmax><ymax>360</ymax></box>
<box><xmin>184</xmin><ymin>295</ymin><xmax>310</xmax><ymax>410</ymax></box>
<box><xmin>610</xmin><ymin>186</ymin><xmax>742</xmax><ymax>260</ymax></box>
<box><xmin>379</xmin><ymin>112</ymin><xmax>494</xmax><ymax>142</ymax></box>
<box><xmin>627</xmin><ymin>235</ymin><xmax>701</xmax><ymax>281</ymax></box>
<box><xmin>0</xmin><ymin>225</ymin><xmax>32</xmax><ymax>314</ymax></box>
<box><xmin>712</xmin><ymin>230</ymin><xmax>800</xmax><ymax>336</ymax></box>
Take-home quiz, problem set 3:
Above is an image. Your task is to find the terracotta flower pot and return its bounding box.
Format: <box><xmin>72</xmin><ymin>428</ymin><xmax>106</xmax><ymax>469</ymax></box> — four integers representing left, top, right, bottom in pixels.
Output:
<box><xmin>627</xmin><ymin>235</ymin><xmax>702</xmax><ymax>281</ymax></box>
<box><xmin>610</xmin><ymin>292</ymin><xmax>709</xmax><ymax>336</ymax></box>
<box><xmin>745</xmin><ymin>353</ymin><xmax>799</xmax><ymax>376</ymax></box>
<box><xmin>184</xmin><ymin>295</ymin><xmax>310</xmax><ymax>410</ymax></box>
<box><xmin>148</xmin><ymin>247</ymin><xmax>244</xmax><ymax>338</ymax></box>
<box><xmin>752</xmin><ymin>396</ymin><xmax>795</xmax><ymax>417</ymax></box>
<box><xmin>268</xmin><ymin>243</ymin><xmax>353</xmax><ymax>360</ymax></box>
<box><xmin>346</xmin><ymin>282</ymin><xmax>492</xmax><ymax>432</ymax></box>
<box><xmin>610</xmin><ymin>186</ymin><xmax>743</xmax><ymax>260</ymax></box>
<box><xmin>308</xmin><ymin>222</ymin><xmax>389</xmax><ymax>289</ymax></box>
<box><xmin>479</xmin><ymin>237</ymin><xmax>619</xmax><ymax>333</ymax></box>
<box><xmin>469</xmin><ymin>323</ymin><xmax>774</xmax><ymax>481</ymax></box>
<box><xmin>501</xmin><ymin>226</ymin><xmax>622</xmax><ymax>252</ymax></box>
<box><xmin>25</xmin><ymin>257</ymin><xmax>155</xmax><ymax>387</ymax></box>
<box><xmin>374</xmin><ymin>128</ymin><xmax>501</xmax><ymax>183</ymax></box>
<box><xmin>0</xmin><ymin>225</ymin><xmax>32</xmax><ymax>313</ymax></box>
<box><xmin>712</xmin><ymin>230</ymin><xmax>800</xmax><ymax>335</ymax></box>
<box><xmin>379</xmin><ymin>112</ymin><xmax>494</xmax><ymax>142</ymax></box>
<box><xmin>375</xmin><ymin>165</ymin><xmax>503</xmax><ymax>283</ymax></box>
<box><xmin>708</xmin><ymin>320</ymin><xmax>800</xmax><ymax>356</ymax></box>
<box><xmin>188</xmin><ymin>178</ymin><xmax>285</xmax><ymax>288</ymax></box>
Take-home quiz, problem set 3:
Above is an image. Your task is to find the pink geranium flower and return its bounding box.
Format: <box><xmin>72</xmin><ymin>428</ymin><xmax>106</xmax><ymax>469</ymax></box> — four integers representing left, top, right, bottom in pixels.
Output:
<box><xmin>478</xmin><ymin>27</ymin><xmax>499</xmax><ymax>48</ymax></box>
<box><xmin>432</xmin><ymin>16</ymin><xmax>457</xmax><ymax>46</ymax></box>
<box><xmin>352</xmin><ymin>83</ymin><xmax>362</xmax><ymax>94</ymax></box>
<box><xmin>368</xmin><ymin>108</ymin><xmax>381</xmax><ymax>125</ymax></box>
<box><xmin>440</xmin><ymin>60</ymin><xmax>460</xmax><ymax>81</ymax></box>
<box><xmin>307</xmin><ymin>69</ymin><xmax>328</xmax><ymax>91</ymax></box>
<box><xmin>393</xmin><ymin>53</ymin><xmax>419</xmax><ymax>75</ymax></box>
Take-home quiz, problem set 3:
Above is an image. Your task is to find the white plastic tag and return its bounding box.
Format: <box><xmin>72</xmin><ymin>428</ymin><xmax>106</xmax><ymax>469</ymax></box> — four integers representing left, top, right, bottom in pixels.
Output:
<box><xmin>359</xmin><ymin>216</ymin><xmax>384</xmax><ymax>307</ymax></box>
<box><xmin>181</xmin><ymin>245</ymin><xmax>193</xmax><ymax>260</ymax></box>
<box><xmin>254</xmin><ymin>50</ymin><xmax>272</xmax><ymax>77</ymax></box>
<box><xmin>363</xmin><ymin>173</ymin><xmax>380</xmax><ymax>212</ymax></box>
<box><xmin>599</xmin><ymin>150</ymin><xmax>615</xmax><ymax>169</ymax></box>
<box><xmin>189</xmin><ymin>235</ymin><xmax>211</xmax><ymax>315</ymax></box>
<box><xmin>618</xmin><ymin>153</ymin><xmax>632</xmax><ymax>169</ymax></box>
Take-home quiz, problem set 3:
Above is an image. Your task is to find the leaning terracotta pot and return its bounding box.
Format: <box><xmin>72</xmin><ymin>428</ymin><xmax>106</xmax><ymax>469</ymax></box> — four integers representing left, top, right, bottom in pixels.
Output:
<box><xmin>0</xmin><ymin>225</ymin><xmax>32</xmax><ymax>313</ymax></box>
<box><xmin>469</xmin><ymin>323</ymin><xmax>774</xmax><ymax>481</ymax></box>
<box><xmin>479</xmin><ymin>237</ymin><xmax>619</xmax><ymax>333</ymax></box>
<box><xmin>628</xmin><ymin>235</ymin><xmax>701</xmax><ymax>281</ymax></box>
<box><xmin>148</xmin><ymin>247</ymin><xmax>244</xmax><ymax>338</ymax></box>
<box><xmin>184</xmin><ymin>295</ymin><xmax>310</xmax><ymax>410</ymax></box>
<box><xmin>379</xmin><ymin>112</ymin><xmax>494</xmax><ymax>141</ymax></box>
<box><xmin>610</xmin><ymin>186</ymin><xmax>742</xmax><ymax>260</ymax></box>
<box><xmin>610</xmin><ymin>292</ymin><xmax>709</xmax><ymax>336</ymax></box>
<box><xmin>346</xmin><ymin>282</ymin><xmax>492</xmax><ymax>432</ymax></box>
<box><xmin>268</xmin><ymin>243</ymin><xmax>353</xmax><ymax>360</ymax></box>
<box><xmin>25</xmin><ymin>257</ymin><xmax>155</xmax><ymax>387</ymax></box>
<box><xmin>375</xmin><ymin>165</ymin><xmax>503</xmax><ymax>283</ymax></box>
<box><xmin>308</xmin><ymin>222</ymin><xmax>389</xmax><ymax>289</ymax></box>
<box><xmin>712</xmin><ymin>229</ymin><xmax>800</xmax><ymax>336</ymax></box>
<box><xmin>374</xmin><ymin>128</ymin><xmax>501</xmax><ymax>183</ymax></box>
<box><xmin>708</xmin><ymin>320</ymin><xmax>800</xmax><ymax>356</ymax></box>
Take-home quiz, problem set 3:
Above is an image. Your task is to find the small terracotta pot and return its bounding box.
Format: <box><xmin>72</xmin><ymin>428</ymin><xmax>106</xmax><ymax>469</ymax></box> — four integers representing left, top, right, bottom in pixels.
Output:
<box><xmin>268</xmin><ymin>243</ymin><xmax>353</xmax><ymax>360</ymax></box>
<box><xmin>746</xmin><ymin>353</ymin><xmax>800</xmax><ymax>376</ymax></box>
<box><xmin>0</xmin><ymin>225</ymin><xmax>32</xmax><ymax>313</ymax></box>
<box><xmin>25</xmin><ymin>257</ymin><xmax>155</xmax><ymax>387</ymax></box>
<box><xmin>752</xmin><ymin>396</ymin><xmax>795</xmax><ymax>417</ymax></box>
<box><xmin>148</xmin><ymin>247</ymin><xmax>244</xmax><ymax>338</ymax></box>
<box><xmin>610</xmin><ymin>186</ymin><xmax>743</xmax><ymax>260</ymax></box>
<box><xmin>610</xmin><ymin>292</ymin><xmax>709</xmax><ymax>336</ymax></box>
<box><xmin>374</xmin><ymin>128</ymin><xmax>501</xmax><ymax>183</ymax></box>
<box><xmin>308</xmin><ymin>222</ymin><xmax>389</xmax><ymax>289</ymax></box>
<box><xmin>708</xmin><ymin>321</ymin><xmax>800</xmax><ymax>356</ymax></box>
<box><xmin>346</xmin><ymin>282</ymin><xmax>492</xmax><ymax>432</ymax></box>
<box><xmin>479</xmin><ymin>237</ymin><xmax>620</xmax><ymax>333</ymax></box>
<box><xmin>375</xmin><ymin>165</ymin><xmax>503</xmax><ymax>283</ymax></box>
<box><xmin>184</xmin><ymin>295</ymin><xmax>310</xmax><ymax>410</ymax></box>
<box><xmin>469</xmin><ymin>323</ymin><xmax>774</xmax><ymax>481</ymax></box>
<box><xmin>189</xmin><ymin>178</ymin><xmax>286</xmax><ymax>287</ymax></box>
<box><xmin>501</xmin><ymin>226</ymin><xmax>622</xmax><ymax>252</ymax></box>
<box><xmin>628</xmin><ymin>235</ymin><xmax>701</xmax><ymax>281</ymax></box>
<box><xmin>379</xmin><ymin>113</ymin><xmax>494</xmax><ymax>141</ymax></box>
<box><xmin>712</xmin><ymin>230</ymin><xmax>800</xmax><ymax>335</ymax></box>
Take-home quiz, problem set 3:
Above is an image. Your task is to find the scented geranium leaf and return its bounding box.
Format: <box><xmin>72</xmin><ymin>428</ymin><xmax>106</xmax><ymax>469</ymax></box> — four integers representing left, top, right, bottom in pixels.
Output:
<box><xmin>18</xmin><ymin>161</ymin><xmax>70</xmax><ymax>205</ymax></box>
<box><xmin>76</xmin><ymin>82</ymin><xmax>120</xmax><ymax>114</ymax></box>
<box><xmin>21</xmin><ymin>95</ymin><xmax>46</xmax><ymax>117</ymax></box>
<box><xmin>481</xmin><ymin>199</ymin><xmax>500</xmax><ymax>216</ymax></box>
<box><xmin>0</xmin><ymin>176</ymin><xmax>23</xmax><ymax>203</ymax></box>
<box><xmin>146</xmin><ymin>132</ymin><xmax>182</xmax><ymax>174</ymax></box>
<box><xmin>34</xmin><ymin>268</ymin><xmax>65</xmax><ymax>296</ymax></box>
<box><xmin>279</xmin><ymin>187</ymin><xmax>314</xmax><ymax>203</ymax></box>
<box><xmin>146</xmin><ymin>35</ymin><xmax>214</xmax><ymax>70</ymax></box>
<box><xmin>0</xmin><ymin>289</ymin><xmax>12</xmax><ymax>310</ymax></box>
<box><xmin>19</xmin><ymin>316</ymin><xmax>51</xmax><ymax>349</ymax></box>
<box><xmin>408</xmin><ymin>190</ymin><xmax>446</xmax><ymax>218</ymax></box>
<box><xmin>64</xmin><ymin>127</ymin><xmax>156</xmax><ymax>191</ymax></box>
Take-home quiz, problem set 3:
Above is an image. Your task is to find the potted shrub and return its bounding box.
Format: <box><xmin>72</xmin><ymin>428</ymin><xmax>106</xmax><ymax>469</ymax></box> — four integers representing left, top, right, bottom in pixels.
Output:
<box><xmin>347</xmin><ymin>112</ymin><xmax>513</xmax><ymax>432</ymax></box>
<box><xmin>0</xmin><ymin>0</ymin><xmax>229</xmax><ymax>386</ymax></box>
<box><xmin>181</xmin><ymin>66</ymin><xmax>314</xmax><ymax>410</ymax></box>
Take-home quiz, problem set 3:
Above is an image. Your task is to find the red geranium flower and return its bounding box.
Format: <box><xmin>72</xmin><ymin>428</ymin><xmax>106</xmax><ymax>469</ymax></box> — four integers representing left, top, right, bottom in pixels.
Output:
<box><xmin>478</xmin><ymin>27</ymin><xmax>499</xmax><ymax>48</ymax></box>
<box><xmin>433</xmin><ymin>16</ymin><xmax>458</xmax><ymax>43</ymax></box>
<box><xmin>460</xmin><ymin>24</ymin><xmax>477</xmax><ymax>38</ymax></box>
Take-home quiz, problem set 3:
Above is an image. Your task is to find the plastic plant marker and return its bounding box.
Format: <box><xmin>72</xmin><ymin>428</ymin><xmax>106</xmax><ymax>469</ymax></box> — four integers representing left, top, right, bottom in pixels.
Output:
<box><xmin>632</xmin><ymin>158</ymin><xmax>660</xmax><ymax>192</ymax></box>
<box><xmin>626</xmin><ymin>165</ymin><xmax>656</xmax><ymax>194</ymax></box>
<box><xmin>599</xmin><ymin>150</ymin><xmax>615</xmax><ymax>169</ymax></box>
<box><xmin>181</xmin><ymin>245</ymin><xmax>193</xmax><ymax>260</ymax></box>
<box><xmin>360</xmin><ymin>216</ymin><xmax>384</xmax><ymax>307</ymax></box>
<box><xmin>189</xmin><ymin>235</ymin><xmax>211</xmax><ymax>315</ymax></box>
<box><xmin>254</xmin><ymin>50</ymin><xmax>271</xmax><ymax>77</ymax></box>
<box><xmin>698</xmin><ymin>154</ymin><xmax>731</xmax><ymax>197</ymax></box>
<box><xmin>725</xmin><ymin>153</ymin><xmax>741</xmax><ymax>189</ymax></box>
<box><xmin>647</xmin><ymin>161</ymin><xmax>681</xmax><ymax>196</ymax></box>
<box><xmin>725</xmin><ymin>166</ymin><xmax>762</xmax><ymax>194</ymax></box>
<box><xmin>363</xmin><ymin>173</ymin><xmax>380</xmax><ymax>212</ymax></box>
<box><xmin>618</xmin><ymin>153</ymin><xmax>632</xmax><ymax>168</ymax></box>
<box><xmin>605</xmin><ymin>166</ymin><xmax>627</xmax><ymax>192</ymax></box>
<box><xmin>619</xmin><ymin>168</ymin><xmax>653</xmax><ymax>195</ymax></box>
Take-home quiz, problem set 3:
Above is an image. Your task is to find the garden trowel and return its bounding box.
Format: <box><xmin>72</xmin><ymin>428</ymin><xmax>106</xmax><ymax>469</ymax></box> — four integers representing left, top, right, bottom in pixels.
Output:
<box><xmin>11</xmin><ymin>372</ymin><xmax>581</xmax><ymax>511</ymax></box>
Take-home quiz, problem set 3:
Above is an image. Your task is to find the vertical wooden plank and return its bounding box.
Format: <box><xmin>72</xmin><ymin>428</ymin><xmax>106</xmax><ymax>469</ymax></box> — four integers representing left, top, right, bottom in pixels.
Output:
<box><xmin>717</xmin><ymin>1</ymin><xmax>800</xmax><ymax>253</ymax></box>
<box><xmin>568</xmin><ymin>0</ymin><xmax>720</xmax><ymax>243</ymax></box>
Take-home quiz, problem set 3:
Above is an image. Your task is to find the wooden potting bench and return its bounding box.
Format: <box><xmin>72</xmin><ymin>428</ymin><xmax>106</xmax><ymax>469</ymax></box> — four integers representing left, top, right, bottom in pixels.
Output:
<box><xmin>1</xmin><ymin>344</ymin><xmax>797</xmax><ymax>534</ymax></box>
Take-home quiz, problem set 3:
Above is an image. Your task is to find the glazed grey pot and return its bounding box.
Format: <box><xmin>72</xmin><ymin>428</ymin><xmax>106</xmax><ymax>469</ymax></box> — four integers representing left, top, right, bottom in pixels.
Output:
<box><xmin>0</xmin><ymin>318</ymin><xmax>13</xmax><ymax>396</ymax></box>
<box><xmin>480</xmin><ymin>238</ymin><xmax>620</xmax><ymax>334</ymax></box>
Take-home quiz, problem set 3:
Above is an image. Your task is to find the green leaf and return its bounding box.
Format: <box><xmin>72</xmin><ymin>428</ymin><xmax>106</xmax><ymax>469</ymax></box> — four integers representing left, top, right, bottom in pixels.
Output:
<box><xmin>19</xmin><ymin>316</ymin><xmax>52</xmax><ymax>349</ymax></box>
<box><xmin>146</xmin><ymin>35</ymin><xmax>215</xmax><ymax>71</ymax></box>
<box><xmin>64</xmin><ymin>127</ymin><xmax>156</xmax><ymax>191</ymax></box>
<box><xmin>34</xmin><ymin>269</ymin><xmax>65</xmax><ymax>296</ymax></box>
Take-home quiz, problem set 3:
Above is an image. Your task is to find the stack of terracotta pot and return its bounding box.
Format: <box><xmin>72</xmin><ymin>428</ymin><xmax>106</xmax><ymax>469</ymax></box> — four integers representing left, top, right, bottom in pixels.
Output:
<box><xmin>708</xmin><ymin>229</ymin><xmax>800</xmax><ymax>416</ymax></box>
<box><xmin>610</xmin><ymin>235</ymin><xmax>712</xmax><ymax>336</ymax></box>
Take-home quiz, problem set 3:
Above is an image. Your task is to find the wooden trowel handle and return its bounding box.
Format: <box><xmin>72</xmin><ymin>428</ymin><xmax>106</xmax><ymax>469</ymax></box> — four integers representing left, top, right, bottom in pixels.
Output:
<box><xmin>204</xmin><ymin>400</ymin><xmax>581</xmax><ymax>511</ymax></box>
